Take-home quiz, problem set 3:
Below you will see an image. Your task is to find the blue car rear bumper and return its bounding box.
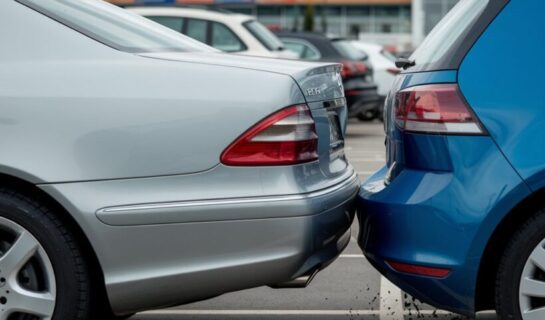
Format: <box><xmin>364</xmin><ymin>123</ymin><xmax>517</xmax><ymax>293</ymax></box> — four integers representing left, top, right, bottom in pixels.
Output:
<box><xmin>357</xmin><ymin>135</ymin><xmax>530</xmax><ymax>316</ymax></box>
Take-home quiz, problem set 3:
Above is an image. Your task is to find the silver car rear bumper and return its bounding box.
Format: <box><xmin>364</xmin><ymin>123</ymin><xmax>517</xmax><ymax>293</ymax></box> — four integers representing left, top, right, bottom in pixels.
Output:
<box><xmin>41</xmin><ymin>171</ymin><xmax>359</xmax><ymax>314</ymax></box>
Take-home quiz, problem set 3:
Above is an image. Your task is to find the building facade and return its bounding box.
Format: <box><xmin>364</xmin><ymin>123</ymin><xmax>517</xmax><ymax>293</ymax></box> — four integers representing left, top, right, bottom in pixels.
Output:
<box><xmin>412</xmin><ymin>0</ymin><xmax>457</xmax><ymax>46</ymax></box>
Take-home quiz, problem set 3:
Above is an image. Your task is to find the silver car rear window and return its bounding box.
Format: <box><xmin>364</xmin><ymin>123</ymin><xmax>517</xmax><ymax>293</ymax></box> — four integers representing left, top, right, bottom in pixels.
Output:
<box><xmin>16</xmin><ymin>0</ymin><xmax>216</xmax><ymax>53</ymax></box>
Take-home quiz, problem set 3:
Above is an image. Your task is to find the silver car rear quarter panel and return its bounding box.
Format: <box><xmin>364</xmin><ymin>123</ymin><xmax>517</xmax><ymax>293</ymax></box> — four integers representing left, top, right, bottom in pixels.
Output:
<box><xmin>39</xmin><ymin>169</ymin><xmax>358</xmax><ymax>314</ymax></box>
<box><xmin>0</xmin><ymin>55</ymin><xmax>304</xmax><ymax>182</ymax></box>
<box><xmin>0</xmin><ymin>1</ymin><xmax>308</xmax><ymax>183</ymax></box>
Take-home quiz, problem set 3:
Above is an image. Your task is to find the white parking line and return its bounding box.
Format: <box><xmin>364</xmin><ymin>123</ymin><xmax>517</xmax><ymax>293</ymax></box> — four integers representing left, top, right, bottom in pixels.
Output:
<box><xmin>346</xmin><ymin>151</ymin><xmax>386</xmax><ymax>155</ymax></box>
<box><xmin>138</xmin><ymin>309</ymin><xmax>455</xmax><ymax>316</ymax></box>
<box><xmin>379</xmin><ymin>276</ymin><xmax>404</xmax><ymax>320</ymax></box>
<box><xmin>350</xmin><ymin>158</ymin><xmax>386</xmax><ymax>162</ymax></box>
<box><xmin>140</xmin><ymin>310</ymin><xmax>379</xmax><ymax>315</ymax></box>
<box><xmin>347</xmin><ymin>146</ymin><xmax>386</xmax><ymax>151</ymax></box>
<box><xmin>357</xmin><ymin>171</ymin><xmax>376</xmax><ymax>175</ymax></box>
<box><xmin>346</xmin><ymin>150</ymin><xmax>386</xmax><ymax>154</ymax></box>
<box><xmin>339</xmin><ymin>254</ymin><xmax>365</xmax><ymax>258</ymax></box>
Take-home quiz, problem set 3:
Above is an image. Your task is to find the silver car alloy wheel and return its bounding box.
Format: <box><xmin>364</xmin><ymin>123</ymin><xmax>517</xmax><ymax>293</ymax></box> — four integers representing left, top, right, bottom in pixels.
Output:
<box><xmin>520</xmin><ymin>239</ymin><xmax>545</xmax><ymax>320</ymax></box>
<box><xmin>0</xmin><ymin>217</ymin><xmax>56</xmax><ymax>320</ymax></box>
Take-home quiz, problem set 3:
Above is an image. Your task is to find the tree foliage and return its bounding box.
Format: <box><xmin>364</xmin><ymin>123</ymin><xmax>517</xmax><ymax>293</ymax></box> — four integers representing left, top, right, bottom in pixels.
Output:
<box><xmin>303</xmin><ymin>4</ymin><xmax>315</xmax><ymax>32</ymax></box>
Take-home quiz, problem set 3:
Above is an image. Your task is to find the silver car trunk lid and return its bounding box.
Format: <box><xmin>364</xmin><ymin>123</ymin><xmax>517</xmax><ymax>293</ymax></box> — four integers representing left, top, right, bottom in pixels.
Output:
<box><xmin>139</xmin><ymin>52</ymin><xmax>344</xmax><ymax>104</ymax></box>
<box><xmin>141</xmin><ymin>51</ymin><xmax>349</xmax><ymax>179</ymax></box>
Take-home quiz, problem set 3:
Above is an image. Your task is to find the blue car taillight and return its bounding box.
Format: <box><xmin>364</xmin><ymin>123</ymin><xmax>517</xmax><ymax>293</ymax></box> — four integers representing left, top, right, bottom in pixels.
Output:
<box><xmin>394</xmin><ymin>84</ymin><xmax>486</xmax><ymax>135</ymax></box>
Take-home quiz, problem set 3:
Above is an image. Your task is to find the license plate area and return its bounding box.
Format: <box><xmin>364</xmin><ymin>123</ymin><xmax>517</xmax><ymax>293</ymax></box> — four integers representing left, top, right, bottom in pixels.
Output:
<box><xmin>328</xmin><ymin>113</ymin><xmax>344</xmax><ymax>151</ymax></box>
<box><xmin>324</xmin><ymin>98</ymin><xmax>346</xmax><ymax>158</ymax></box>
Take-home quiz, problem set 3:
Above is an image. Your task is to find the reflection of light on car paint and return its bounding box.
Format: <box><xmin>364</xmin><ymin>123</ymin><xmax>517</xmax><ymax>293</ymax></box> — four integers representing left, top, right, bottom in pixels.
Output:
<box><xmin>363</xmin><ymin>179</ymin><xmax>386</xmax><ymax>193</ymax></box>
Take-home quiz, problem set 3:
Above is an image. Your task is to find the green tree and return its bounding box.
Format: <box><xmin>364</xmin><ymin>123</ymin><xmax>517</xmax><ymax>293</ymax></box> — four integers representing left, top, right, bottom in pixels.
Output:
<box><xmin>303</xmin><ymin>4</ymin><xmax>315</xmax><ymax>32</ymax></box>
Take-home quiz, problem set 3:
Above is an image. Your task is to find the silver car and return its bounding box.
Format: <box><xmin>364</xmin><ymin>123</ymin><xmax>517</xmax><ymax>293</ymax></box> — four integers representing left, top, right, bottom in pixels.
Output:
<box><xmin>0</xmin><ymin>0</ymin><xmax>358</xmax><ymax>319</ymax></box>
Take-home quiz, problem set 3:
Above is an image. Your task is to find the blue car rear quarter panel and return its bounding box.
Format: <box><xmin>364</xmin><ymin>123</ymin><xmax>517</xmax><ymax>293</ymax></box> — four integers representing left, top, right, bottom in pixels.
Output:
<box><xmin>459</xmin><ymin>0</ymin><xmax>545</xmax><ymax>191</ymax></box>
<box><xmin>360</xmin><ymin>134</ymin><xmax>529</xmax><ymax>314</ymax></box>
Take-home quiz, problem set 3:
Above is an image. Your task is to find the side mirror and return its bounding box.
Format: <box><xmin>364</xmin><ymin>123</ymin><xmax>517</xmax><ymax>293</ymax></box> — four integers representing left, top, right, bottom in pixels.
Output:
<box><xmin>395</xmin><ymin>58</ymin><xmax>415</xmax><ymax>69</ymax></box>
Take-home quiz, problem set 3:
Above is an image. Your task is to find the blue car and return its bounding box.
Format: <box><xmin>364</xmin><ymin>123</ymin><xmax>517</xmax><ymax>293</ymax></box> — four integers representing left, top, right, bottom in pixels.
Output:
<box><xmin>357</xmin><ymin>0</ymin><xmax>545</xmax><ymax>319</ymax></box>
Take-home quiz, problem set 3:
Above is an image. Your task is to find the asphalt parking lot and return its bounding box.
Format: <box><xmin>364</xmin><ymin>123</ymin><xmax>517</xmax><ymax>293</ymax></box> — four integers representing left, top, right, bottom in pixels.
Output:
<box><xmin>132</xmin><ymin>121</ymin><xmax>497</xmax><ymax>320</ymax></box>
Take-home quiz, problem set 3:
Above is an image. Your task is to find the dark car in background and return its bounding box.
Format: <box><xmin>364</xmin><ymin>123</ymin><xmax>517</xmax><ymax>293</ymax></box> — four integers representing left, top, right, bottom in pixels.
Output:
<box><xmin>276</xmin><ymin>32</ymin><xmax>382</xmax><ymax>121</ymax></box>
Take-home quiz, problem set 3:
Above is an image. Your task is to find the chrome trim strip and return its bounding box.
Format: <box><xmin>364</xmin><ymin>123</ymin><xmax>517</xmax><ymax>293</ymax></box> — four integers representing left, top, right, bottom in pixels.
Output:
<box><xmin>97</xmin><ymin>172</ymin><xmax>358</xmax><ymax>215</ymax></box>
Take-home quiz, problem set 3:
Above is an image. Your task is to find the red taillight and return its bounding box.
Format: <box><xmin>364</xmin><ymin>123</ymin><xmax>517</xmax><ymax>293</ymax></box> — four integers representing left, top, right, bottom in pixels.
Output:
<box><xmin>387</xmin><ymin>261</ymin><xmax>451</xmax><ymax>278</ymax></box>
<box><xmin>341</xmin><ymin>60</ymin><xmax>367</xmax><ymax>78</ymax></box>
<box><xmin>344</xmin><ymin>89</ymin><xmax>364</xmax><ymax>97</ymax></box>
<box><xmin>221</xmin><ymin>105</ymin><xmax>318</xmax><ymax>166</ymax></box>
<box><xmin>394</xmin><ymin>84</ymin><xmax>484</xmax><ymax>134</ymax></box>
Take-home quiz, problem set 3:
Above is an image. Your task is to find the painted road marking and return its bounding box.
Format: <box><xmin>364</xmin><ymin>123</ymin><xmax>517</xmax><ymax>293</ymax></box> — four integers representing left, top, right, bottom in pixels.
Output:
<box><xmin>350</xmin><ymin>158</ymin><xmax>386</xmax><ymax>162</ymax></box>
<box><xmin>346</xmin><ymin>146</ymin><xmax>387</xmax><ymax>151</ymax></box>
<box><xmin>339</xmin><ymin>254</ymin><xmax>365</xmax><ymax>258</ymax></box>
<box><xmin>346</xmin><ymin>151</ymin><xmax>386</xmax><ymax>155</ymax></box>
<box><xmin>357</xmin><ymin>171</ymin><xmax>376</xmax><ymax>174</ymax></box>
<box><xmin>138</xmin><ymin>309</ymin><xmax>454</xmax><ymax>316</ymax></box>
<box><xmin>380</xmin><ymin>276</ymin><xmax>404</xmax><ymax>320</ymax></box>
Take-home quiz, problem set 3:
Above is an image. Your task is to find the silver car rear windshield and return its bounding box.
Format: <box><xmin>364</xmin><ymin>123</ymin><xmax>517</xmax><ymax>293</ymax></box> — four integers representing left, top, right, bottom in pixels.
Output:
<box><xmin>16</xmin><ymin>0</ymin><xmax>216</xmax><ymax>53</ymax></box>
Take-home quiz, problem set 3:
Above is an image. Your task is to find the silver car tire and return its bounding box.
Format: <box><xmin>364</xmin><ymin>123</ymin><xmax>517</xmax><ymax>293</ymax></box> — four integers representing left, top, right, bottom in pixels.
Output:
<box><xmin>0</xmin><ymin>189</ymin><xmax>93</xmax><ymax>320</ymax></box>
<box><xmin>497</xmin><ymin>212</ymin><xmax>545</xmax><ymax>320</ymax></box>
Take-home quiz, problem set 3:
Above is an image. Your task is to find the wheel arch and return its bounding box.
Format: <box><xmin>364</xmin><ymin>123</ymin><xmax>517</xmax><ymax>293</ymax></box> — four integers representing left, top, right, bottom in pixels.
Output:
<box><xmin>475</xmin><ymin>186</ymin><xmax>545</xmax><ymax>311</ymax></box>
<box><xmin>0</xmin><ymin>172</ymin><xmax>112</xmax><ymax>311</ymax></box>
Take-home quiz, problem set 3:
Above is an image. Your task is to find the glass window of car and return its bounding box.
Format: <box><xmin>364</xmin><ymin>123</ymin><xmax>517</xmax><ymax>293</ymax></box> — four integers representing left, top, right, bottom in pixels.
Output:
<box><xmin>282</xmin><ymin>40</ymin><xmax>321</xmax><ymax>60</ymax></box>
<box><xmin>301</xmin><ymin>45</ymin><xmax>320</xmax><ymax>60</ymax></box>
<box><xmin>146</xmin><ymin>16</ymin><xmax>184</xmax><ymax>33</ymax></box>
<box><xmin>381</xmin><ymin>49</ymin><xmax>397</xmax><ymax>63</ymax></box>
<box><xmin>16</xmin><ymin>0</ymin><xmax>213</xmax><ymax>53</ymax></box>
<box><xmin>243</xmin><ymin>20</ymin><xmax>284</xmax><ymax>51</ymax></box>
<box><xmin>283</xmin><ymin>41</ymin><xmax>305</xmax><ymax>58</ymax></box>
<box><xmin>331</xmin><ymin>40</ymin><xmax>367</xmax><ymax>61</ymax></box>
<box><xmin>185</xmin><ymin>19</ymin><xmax>208</xmax><ymax>44</ymax></box>
<box><xmin>211</xmin><ymin>22</ymin><xmax>245</xmax><ymax>52</ymax></box>
<box><xmin>410</xmin><ymin>0</ymin><xmax>489</xmax><ymax>65</ymax></box>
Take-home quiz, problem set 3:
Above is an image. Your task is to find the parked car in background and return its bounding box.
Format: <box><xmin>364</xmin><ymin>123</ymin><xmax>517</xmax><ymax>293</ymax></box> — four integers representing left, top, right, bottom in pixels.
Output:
<box><xmin>276</xmin><ymin>32</ymin><xmax>381</xmax><ymax>121</ymax></box>
<box><xmin>350</xmin><ymin>41</ymin><xmax>399</xmax><ymax>103</ymax></box>
<box><xmin>0</xmin><ymin>0</ymin><xmax>359</xmax><ymax>319</ymax></box>
<box><xmin>358</xmin><ymin>0</ymin><xmax>545</xmax><ymax>319</ymax></box>
<box><xmin>129</xmin><ymin>7</ymin><xmax>297</xmax><ymax>59</ymax></box>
